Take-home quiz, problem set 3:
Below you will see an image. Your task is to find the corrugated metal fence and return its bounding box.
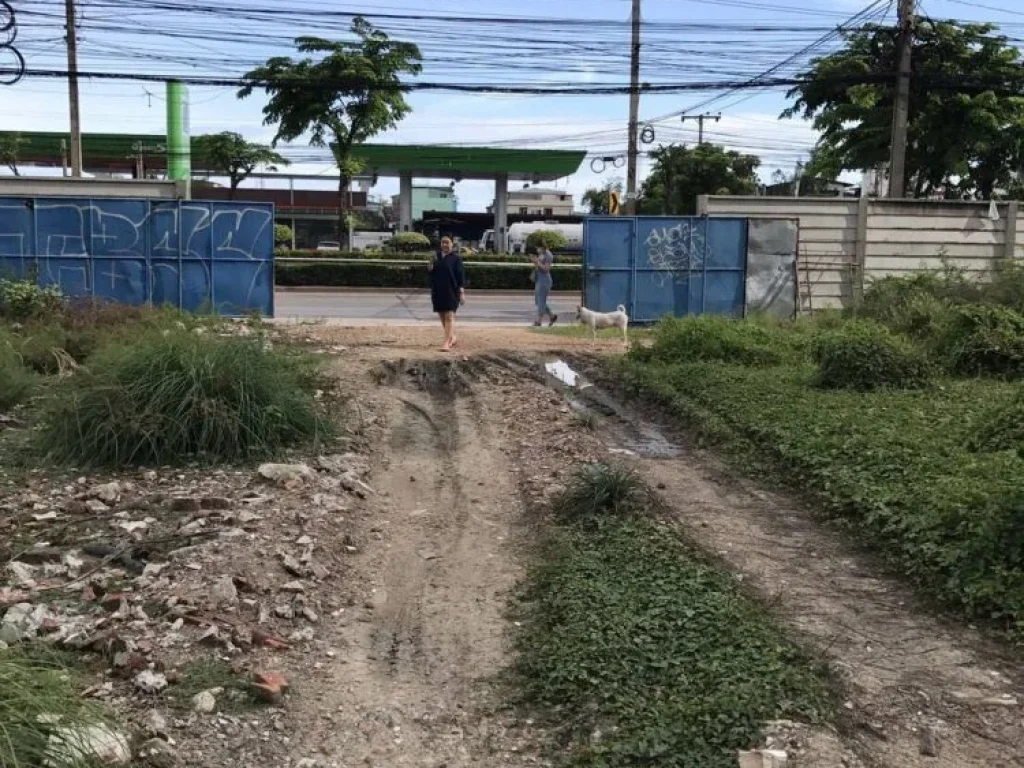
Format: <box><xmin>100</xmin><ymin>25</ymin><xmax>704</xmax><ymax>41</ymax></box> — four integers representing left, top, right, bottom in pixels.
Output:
<box><xmin>0</xmin><ymin>197</ymin><xmax>275</xmax><ymax>317</ymax></box>
<box><xmin>699</xmin><ymin>195</ymin><xmax>1021</xmax><ymax>312</ymax></box>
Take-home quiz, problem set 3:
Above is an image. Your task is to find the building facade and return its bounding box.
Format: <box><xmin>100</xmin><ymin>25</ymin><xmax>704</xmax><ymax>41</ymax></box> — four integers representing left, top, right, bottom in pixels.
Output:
<box><xmin>390</xmin><ymin>185</ymin><xmax>458</xmax><ymax>222</ymax></box>
<box><xmin>489</xmin><ymin>186</ymin><xmax>574</xmax><ymax>216</ymax></box>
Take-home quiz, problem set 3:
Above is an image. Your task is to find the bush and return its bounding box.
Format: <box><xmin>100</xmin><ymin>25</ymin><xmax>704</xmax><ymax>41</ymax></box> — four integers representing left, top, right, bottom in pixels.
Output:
<box><xmin>969</xmin><ymin>390</ymin><xmax>1024</xmax><ymax>457</ymax></box>
<box><xmin>0</xmin><ymin>279</ymin><xmax>63</xmax><ymax>321</ymax></box>
<box><xmin>274</xmin><ymin>249</ymin><xmax>581</xmax><ymax>264</ymax></box>
<box><xmin>813</xmin><ymin>322</ymin><xmax>934</xmax><ymax>391</ymax></box>
<box><xmin>273</xmin><ymin>223</ymin><xmax>293</xmax><ymax>248</ymax></box>
<box><xmin>526</xmin><ymin>229</ymin><xmax>568</xmax><ymax>252</ymax></box>
<box><xmin>387</xmin><ymin>232</ymin><xmax>431</xmax><ymax>252</ymax></box>
<box><xmin>37</xmin><ymin>329</ymin><xmax>330</xmax><ymax>467</ymax></box>
<box><xmin>275</xmin><ymin>261</ymin><xmax>583</xmax><ymax>291</ymax></box>
<box><xmin>938</xmin><ymin>304</ymin><xmax>1024</xmax><ymax>378</ymax></box>
<box><xmin>552</xmin><ymin>464</ymin><xmax>648</xmax><ymax>524</ymax></box>
<box><xmin>644</xmin><ymin>315</ymin><xmax>799</xmax><ymax>367</ymax></box>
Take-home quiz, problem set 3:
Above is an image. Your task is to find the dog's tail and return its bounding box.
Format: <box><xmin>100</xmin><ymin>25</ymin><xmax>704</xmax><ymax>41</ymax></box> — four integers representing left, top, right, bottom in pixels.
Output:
<box><xmin>616</xmin><ymin>304</ymin><xmax>627</xmax><ymax>315</ymax></box>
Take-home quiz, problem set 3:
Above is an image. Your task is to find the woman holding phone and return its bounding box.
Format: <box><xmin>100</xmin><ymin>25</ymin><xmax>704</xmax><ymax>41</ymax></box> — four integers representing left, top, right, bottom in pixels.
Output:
<box><xmin>428</xmin><ymin>235</ymin><xmax>465</xmax><ymax>352</ymax></box>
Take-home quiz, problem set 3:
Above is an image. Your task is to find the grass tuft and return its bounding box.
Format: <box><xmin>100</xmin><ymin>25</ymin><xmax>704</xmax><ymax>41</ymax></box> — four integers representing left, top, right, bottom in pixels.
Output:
<box><xmin>552</xmin><ymin>463</ymin><xmax>648</xmax><ymax>524</ymax></box>
<box><xmin>0</xmin><ymin>331</ymin><xmax>36</xmax><ymax>410</ymax></box>
<box><xmin>36</xmin><ymin>327</ymin><xmax>331</xmax><ymax>467</ymax></box>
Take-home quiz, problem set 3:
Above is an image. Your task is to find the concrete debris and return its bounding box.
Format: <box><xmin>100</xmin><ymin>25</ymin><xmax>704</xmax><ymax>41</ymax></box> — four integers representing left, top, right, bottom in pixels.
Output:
<box><xmin>257</xmin><ymin>463</ymin><xmax>315</xmax><ymax>489</ymax></box>
<box><xmin>90</xmin><ymin>482</ymin><xmax>123</xmax><ymax>504</ymax></box>
<box><xmin>144</xmin><ymin>710</ymin><xmax>169</xmax><ymax>738</ymax></box>
<box><xmin>85</xmin><ymin>499</ymin><xmax>110</xmax><ymax>514</ymax></box>
<box><xmin>43</xmin><ymin>724</ymin><xmax>132</xmax><ymax>767</ymax></box>
<box><xmin>280</xmin><ymin>580</ymin><xmax>306</xmax><ymax>594</ymax></box>
<box><xmin>0</xmin><ymin>602</ymin><xmax>62</xmax><ymax>643</ymax></box>
<box><xmin>211</xmin><ymin>575</ymin><xmax>239</xmax><ymax>607</ymax></box>
<box><xmin>134</xmin><ymin>670</ymin><xmax>169</xmax><ymax>694</ymax></box>
<box><xmin>192</xmin><ymin>688</ymin><xmax>219</xmax><ymax>714</ymax></box>
<box><xmin>280</xmin><ymin>554</ymin><xmax>308</xmax><ymax>578</ymax></box>
<box><xmin>137</xmin><ymin>737</ymin><xmax>179</xmax><ymax>768</ymax></box>
<box><xmin>7</xmin><ymin>561</ymin><xmax>39</xmax><ymax>588</ymax></box>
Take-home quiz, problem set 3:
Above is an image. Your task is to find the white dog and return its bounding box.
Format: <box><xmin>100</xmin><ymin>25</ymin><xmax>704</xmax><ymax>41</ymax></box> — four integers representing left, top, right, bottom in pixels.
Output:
<box><xmin>577</xmin><ymin>304</ymin><xmax>630</xmax><ymax>347</ymax></box>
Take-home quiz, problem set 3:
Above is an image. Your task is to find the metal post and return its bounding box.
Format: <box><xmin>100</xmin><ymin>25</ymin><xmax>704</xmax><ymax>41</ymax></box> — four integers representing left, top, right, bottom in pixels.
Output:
<box><xmin>624</xmin><ymin>0</ymin><xmax>641</xmax><ymax>215</ymax></box>
<box><xmin>166</xmin><ymin>81</ymin><xmax>191</xmax><ymax>198</ymax></box>
<box><xmin>888</xmin><ymin>0</ymin><xmax>915</xmax><ymax>198</ymax></box>
<box><xmin>494</xmin><ymin>173</ymin><xmax>509</xmax><ymax>254</ymax></box>
<box><xmin>64</xmin><ymin>0</ymin><xmax>83</xmax><ymax>177</ymax></box>
<box><xmin>681</xmin><ymin>113</ymin><xmax>720</xmax><ymax>146</ymax></box>
<box><xmin>399</xmin><ymin>172</ymin><xmax>413</xmax><ymax>233</ymax></box>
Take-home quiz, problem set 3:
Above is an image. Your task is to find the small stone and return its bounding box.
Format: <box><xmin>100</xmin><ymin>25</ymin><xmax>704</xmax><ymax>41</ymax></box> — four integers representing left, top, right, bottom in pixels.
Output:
<box><xmin>134</xmin><ymin>670</ymin><xmax>169</xmax><ymax>694</ymax></box>
<box><xmin>143</xmin><ymin>710</ymin><xmax>169</xmax><ymax>738</ymax></box>
<box><xmin>251</xmin><ymin>671</ymin><xmax>289</xmax><ymax>704</ymax></box>
<box><xmin>197</xmin><ymin>626</ymin><xmax>223</xmax><ymax>646</ymax></box>
<box><xmin>85</xmin><ymin>499</ymin><xmax>110</xmax><ymax>514</ymax></box>
<box><xmin>280</xmin><ymin>581</ymin><xmax>305</xmax><ymax>594</ymax></box>
<box><xmin>211</xmin><ymin>575</ymin><xmax>239</xmax><ymax>607</ymax></box>
<box><xmin>300</xmin><ymin>606</ymin><xmax>319</xmax><ymax>623</ymax></box>
<box><xmin>32</xmin><ymin>511</ymin><xmax>59</xmax><ymax>522</ymax></box>
<box><xmin>280</xmin><ymin>555</ymin><xmax>307</xmax><ymax>578</ymax></box>
<box><xmin>274</xmin><ymin>604</ymin><xmax>295</xmax><ymax>620</ymax></box>
<box><xmin>257</xmin><ymin>463</ymin><xmax>315</xmax><ymax>489</ymax></box>
<box><xmin>91</xmin><ymin>482</ymin><xmax>122</xmax><ymax>504</ymax></box>
<box><xmin>7</xmin><ymin>561</ymin><xmax>38</xmax><ymax>588</ymax></box>
<box><xmin>296</xmin><ymin>535</ymin><xmax>313</xmax><ymax>546</ymax></box>
<box><xmin>169</xmin><ymin>498</ymin><xmax>201</xmax><ymax>513</ymax></box>
<box><xmin>920</xmin><ymin>726</ymin><xmax>939</xmax><ymax>757</ymax></box>
<box><xmin>289</xmin><ymin>627</ymin><xmax>316</xmax><ymax>643</ymax></box>
<box><xmin>138</xmin><ymin>737</ymin><xmax>178</xmax><ymax>768</ymax></box>
<box><xmin>192</xmin><ymin>689</ymin><xmax>217</xmax><ymax>714</ymax></box>
<box><xmin>100</xmin><ymin>593</ymin><xmax>126</xmax><ymax>613</ymax></box>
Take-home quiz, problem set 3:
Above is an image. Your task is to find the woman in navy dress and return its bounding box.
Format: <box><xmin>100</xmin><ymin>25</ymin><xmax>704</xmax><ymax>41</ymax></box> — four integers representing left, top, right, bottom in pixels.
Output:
<box><xmin>429</xmin><ymin>235</ymin><xmax>465</xmax><ymax>351</ymax></box>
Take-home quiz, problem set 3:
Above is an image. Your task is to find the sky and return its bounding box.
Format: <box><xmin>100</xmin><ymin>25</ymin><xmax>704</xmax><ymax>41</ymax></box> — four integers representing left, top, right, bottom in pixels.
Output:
<box><xmin>1</xmin><ymin>0</ymin><xmax>1020</xmax><ymax>212</ymax></box>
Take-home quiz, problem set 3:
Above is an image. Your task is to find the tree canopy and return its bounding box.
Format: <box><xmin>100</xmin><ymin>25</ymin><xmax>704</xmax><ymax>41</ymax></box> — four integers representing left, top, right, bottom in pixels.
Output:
<box><xmin>192</xmin><ymin>132</ymin><xmax>288</xmax><ymax>197</ymax></box>
<box><xmin>638</xmin><ymin>144</ymin><xmax>759</xmax><ymax>215</ymax></box>
<box><xmin>582</xmin><ymin>179</ymin><xmax>623</xmax><ymax>215</ymax></box>
<box><xmin>785</xmin><ymin>18</ymin><xmax>1024</xmax><ymax>199</ymax></box>
<box><xmin>0</xmin><ymin>134</ymin><xmax>27</xmax><ymax>177</ymax></box>
<box><xmin>239</xmin><ymin>16</ymin><xmax>422</xmax><ymax>243</ymax></box>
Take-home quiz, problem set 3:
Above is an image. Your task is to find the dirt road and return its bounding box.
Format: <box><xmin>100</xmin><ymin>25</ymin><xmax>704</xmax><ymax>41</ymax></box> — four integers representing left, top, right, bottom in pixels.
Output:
<box><xmin>283</xmin><ymin>325</ymin><xmax>1023</xmax><ymax>768</ymax></box>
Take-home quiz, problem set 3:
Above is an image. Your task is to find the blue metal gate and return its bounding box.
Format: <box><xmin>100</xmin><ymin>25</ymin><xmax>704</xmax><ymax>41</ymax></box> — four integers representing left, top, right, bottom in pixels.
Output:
<box><xmin>0</xmin><ymin>197</ymin><xmax>275</xmax><ymax>317</ymax></box>
<box><xmin>583</xmin><ymin>216</ymin><xmax>748</xmax><ymax>322</ymax></box>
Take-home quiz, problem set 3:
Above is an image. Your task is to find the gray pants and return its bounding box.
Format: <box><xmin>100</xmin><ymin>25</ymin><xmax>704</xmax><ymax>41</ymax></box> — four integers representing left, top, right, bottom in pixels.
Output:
<box><xmin>535</xmin><ymin>278</ymin><xmax>552</xmax><ymax>316</ymax></box>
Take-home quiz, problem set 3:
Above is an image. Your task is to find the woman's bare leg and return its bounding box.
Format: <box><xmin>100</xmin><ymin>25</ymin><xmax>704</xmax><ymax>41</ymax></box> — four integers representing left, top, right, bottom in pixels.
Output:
<box><xmin>448</xmin><ymin>312</ymin><xmax>457</xmax><ymax>348</ymax></box>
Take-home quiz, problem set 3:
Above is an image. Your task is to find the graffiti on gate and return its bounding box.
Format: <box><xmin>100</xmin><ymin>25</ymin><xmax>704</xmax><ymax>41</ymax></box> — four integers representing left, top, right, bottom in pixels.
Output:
<box><xmin>642</xmin><ymin>220</ymin><xmax>711</xmax><ymax>286</ymax></box>
<box><xmin>0</xmin><ymin>198</ymin><xmax>275</xmax><ymax>316</ymax></box>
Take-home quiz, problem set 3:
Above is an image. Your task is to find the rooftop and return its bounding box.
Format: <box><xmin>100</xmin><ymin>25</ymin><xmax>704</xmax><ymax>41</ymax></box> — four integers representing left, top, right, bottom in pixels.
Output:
<box><xmin>0</xmin><ymin>132</ymin><xmax>585</xmax><ymax>182</ymax></box>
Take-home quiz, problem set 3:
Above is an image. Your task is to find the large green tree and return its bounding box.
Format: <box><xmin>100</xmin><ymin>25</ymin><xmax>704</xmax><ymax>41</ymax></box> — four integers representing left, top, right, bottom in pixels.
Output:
<box><xmin>192</xmin><ymin>132</ymin><xmax>289</xmax><ymax>198</ymax></box>
<box><xmin>582</xmin><ymin>179</ymin><xmax>623</xmax><ymax>214</ymax></box>
<box><xmin>239</xmin><ymin>17</ymin><xmax>422</xmax><ymax>246</ymax></box>
<box><xmin>785</xmin><ymin>18</ymin><xmax>1024</xmax><ymax>199</ymax></box>
<box><xmin>638</xmin><ymin>144</ymin><xmax>759</xmax><ymax>215</ymax></box>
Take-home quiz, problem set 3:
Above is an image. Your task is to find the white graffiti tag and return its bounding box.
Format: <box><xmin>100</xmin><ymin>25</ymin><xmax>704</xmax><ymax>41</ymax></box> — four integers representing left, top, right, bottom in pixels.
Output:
<box><xmin>644</xmin><ymin>221</ymin><xmax>711</xmax><ymax>286</ymax></box>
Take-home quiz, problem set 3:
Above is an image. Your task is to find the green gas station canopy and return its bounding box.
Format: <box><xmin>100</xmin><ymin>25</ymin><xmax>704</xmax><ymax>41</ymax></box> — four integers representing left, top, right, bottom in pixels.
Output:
<box><xmin>0</xmin><ymin>131</ymin><xmax>585</xmax><ymax>181</ymax></box>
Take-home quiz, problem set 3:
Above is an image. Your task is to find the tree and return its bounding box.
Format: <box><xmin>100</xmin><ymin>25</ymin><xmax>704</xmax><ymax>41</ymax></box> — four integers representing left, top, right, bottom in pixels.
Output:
<box><xmin>637</xmin><ymin>144</ymin><xmax>759</xmax><ymax>215</ymax></box>
<box><xmin>582</xmin><ymin>179</ymin><xmax>623</xmax><ymax>215</ymax></box>
<box><xmin>0</xmin><ymin>133</ymin><xmax>28</xmax><ymax>177</ymax></box>
<box><xmin>526</xmin><ymin>229</ymin><xmax>568</xmax><ymax>252</ymax></box>
<box><xmin>274</xmin><ymin>223</ymin><xmax>294</xmax><ymax>249</ymax></box>
<box><xmin>192</xmin><ymin>132</ymin><xmax>289</xmax><ymax>198</ymax></box>
<box><xmin>784</xmin><ymin>18</ymin><xmax>1024</xmax><ymax>199</ymax></box>
<box><xmin>239</xmin><ymin>17</ymin><xmax>422</xmax><ymax>247</ymax></box>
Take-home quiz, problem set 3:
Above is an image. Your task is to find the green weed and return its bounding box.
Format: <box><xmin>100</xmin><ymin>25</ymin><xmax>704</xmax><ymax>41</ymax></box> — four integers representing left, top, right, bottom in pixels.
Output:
<box><xmin>36</xmin><ymin>328</ymin><xmax>332</xmax><ymax>467</ymax></box>
<box><xmin>169</xmin><ymin>660</ymin><xmax>260</xmax><ymax>713</ymax></box>
<box><xmin>552</xmin><ymin>463</ymin><xmax>648</xmax><ymax>524</ymax></box>
<box><xmin>812</xmin><ymin>322</ymin><xmax>935</xmax><ymax>391</ymax></box>
<box><xmin>515</xmin><ymin>503</ymin><xmax>831</xmax><ymax>767</ymax></box>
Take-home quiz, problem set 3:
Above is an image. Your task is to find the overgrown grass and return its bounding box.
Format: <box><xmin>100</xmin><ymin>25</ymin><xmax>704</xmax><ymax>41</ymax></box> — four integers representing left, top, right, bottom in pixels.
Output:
<box><xmin>516</xmin><ymin>465</ymin><xmax>831</xmax><ymax>767</ymax></box>
<box><xmin>37</xmin><ymin>327</ymin><xmax>331</xmax><ymax>467</ymax></box>
<box><xmin>169</xmin><ymin>660</ymin><xmax>260</xmax><ymax>713</ymax></box>
<box><xmin>638</xmin><ymin>315</ymin><xmax>811</xmax><ymax>367</ymax></box>
<box><xmin>0</xmin><ymin>646</ymin><xmax>113</xmax><ymax>768</ymax></box>
<box><xmin>622</xmin><ymin>358</ymin><xmax>1024</xmax><ymax>638</ymax></box>
<box><xmin>0</xmin><ymin>331</ymin><xmax>36</xmax><ymax>410</ymax></box>
<box><xmin>969</xmin><ymin>389</ymin><xmax>1024</xmax><ymax>458</ymax></box>
<box><xmin>812</xmin><ymin>321</ymin><xmax>935</xmax><ymax>391</ymax></box>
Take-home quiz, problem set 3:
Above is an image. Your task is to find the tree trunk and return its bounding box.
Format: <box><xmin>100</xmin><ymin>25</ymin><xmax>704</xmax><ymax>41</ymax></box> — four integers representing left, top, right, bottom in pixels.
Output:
<box><xmin>338</xmin><ymin>173</ymin><xmax>352</xmax><ymax>251</ymax></box>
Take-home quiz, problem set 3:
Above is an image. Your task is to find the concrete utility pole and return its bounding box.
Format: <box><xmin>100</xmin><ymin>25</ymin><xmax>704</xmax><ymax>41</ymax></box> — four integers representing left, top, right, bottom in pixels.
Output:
<box><xmin>64</xmin><ymin>0</ymin><xmax>83</xmax><ymax>177</ymax></box>
<box><xmin>680</xmin><ymin>113</ymin><xmax>721</xmax><ymax>145</ymax></box>
<box><xmin>888</xmin><ymin>0</ymin><xmax>915</xmax><ymax>198</ymax></box>
<box><xmin>625</xmin><ymin>0</ymin><xmax>641</xmax><ymax>215</ymax></box>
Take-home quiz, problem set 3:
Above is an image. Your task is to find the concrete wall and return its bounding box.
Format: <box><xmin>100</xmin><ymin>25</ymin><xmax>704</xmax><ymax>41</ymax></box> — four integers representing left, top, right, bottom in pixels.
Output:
<box><xmin>0</xmin><ymin>177</ymin><xmax>186</xmax><ymax>199</ymax></box>
<box><xmin>698</xmin><ymin>195</ymin><xmax>1021</xmax><ymax>311</ymax></box>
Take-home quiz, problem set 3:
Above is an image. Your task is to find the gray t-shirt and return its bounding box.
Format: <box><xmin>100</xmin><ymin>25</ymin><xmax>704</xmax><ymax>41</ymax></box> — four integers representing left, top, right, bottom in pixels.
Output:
<box><xmin>535</xmin><ymin>249</ymin><xmax>554</xmax><ymax>286</ymax></box>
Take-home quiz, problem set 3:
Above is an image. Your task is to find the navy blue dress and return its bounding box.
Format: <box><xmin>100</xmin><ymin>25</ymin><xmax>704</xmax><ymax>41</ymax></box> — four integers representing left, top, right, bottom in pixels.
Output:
<box><xmin>429</xmin><ymin>250</ymin><xmax>465</xmax><ymax>313</ymax></box>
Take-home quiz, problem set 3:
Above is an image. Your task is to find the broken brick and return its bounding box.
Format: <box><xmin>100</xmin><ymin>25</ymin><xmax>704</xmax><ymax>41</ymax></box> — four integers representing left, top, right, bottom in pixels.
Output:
<box><xmin>251</xmin><ymin>628</ymin><xmax>290</xmax><ymax>651</ymax></box>
<box><xmin>251</xmin><ymin>671</ymin><xmax>289</xmax><ymax>704</ymax></box>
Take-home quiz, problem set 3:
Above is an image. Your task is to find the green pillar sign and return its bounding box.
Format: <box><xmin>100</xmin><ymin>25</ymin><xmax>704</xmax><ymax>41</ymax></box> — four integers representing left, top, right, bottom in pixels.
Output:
<box><xmin>166</xmin><ymin>80</ymin><xmax>191</xmax><ymax>196</ymax></box>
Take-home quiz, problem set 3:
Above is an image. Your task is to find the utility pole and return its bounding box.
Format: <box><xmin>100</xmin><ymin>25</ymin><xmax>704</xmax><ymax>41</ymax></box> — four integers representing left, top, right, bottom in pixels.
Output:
<box><xmin>624</xmin><ymin>0</ymin><xmax>641</xmax><ymax>215</ymax></box>
<box><xmin>64</xmin><ymin>0</ymin><xmax>83</xmax><ymax>177</ymax></box>
<box><xmin>680</xmin><ymin>112</ymin><xmax>721</xmax><ymax>145</ymax></box>
<box><xmin>888</xmin><ymin>0</ymin><xmax>915</xmax><ymax>198</ymax></box>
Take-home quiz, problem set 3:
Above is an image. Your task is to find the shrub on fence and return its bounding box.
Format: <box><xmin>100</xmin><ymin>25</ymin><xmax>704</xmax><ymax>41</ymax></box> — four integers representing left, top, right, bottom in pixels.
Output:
<box><xmin>938</xmin><ymin>304</ymin><xmax>1024</xmax><ymax>378</ymax></box>
<box><xmin>642</xmin><ymin>315</ymin><xmax>800</xmax><ymax>367</ymax></box>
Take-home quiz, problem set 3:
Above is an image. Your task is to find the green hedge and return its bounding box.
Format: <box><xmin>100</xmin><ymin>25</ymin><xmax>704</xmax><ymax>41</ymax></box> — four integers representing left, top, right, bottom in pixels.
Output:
<box><xmin>275</xmin><ymin>250</ymin><xmax>582</xmax><ymax>265</ymax></box>
<box><xmin>276</xmin><ymin>262</ymin><xmax>582</xmax><ymax>291</ymax></box>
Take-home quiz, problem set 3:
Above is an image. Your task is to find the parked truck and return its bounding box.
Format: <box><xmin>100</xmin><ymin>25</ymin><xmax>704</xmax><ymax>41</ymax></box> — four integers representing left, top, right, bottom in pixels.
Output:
<box><xmin>479</xmin><ymin>221</ymin><xmax>583</xmax><ymax>253</ymax></box>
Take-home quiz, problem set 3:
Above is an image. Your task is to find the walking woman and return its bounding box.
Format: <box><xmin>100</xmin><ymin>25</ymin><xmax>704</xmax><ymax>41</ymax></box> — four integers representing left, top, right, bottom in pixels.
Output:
<box><xmin>429</xmin><ymin>235</ymin><xmax>465</xmax><ymax>351</ymax></box>
<box><xmin>531</xmin><ymin>239</ymin><xmax>558</xmax><ymax>327</ymax></box>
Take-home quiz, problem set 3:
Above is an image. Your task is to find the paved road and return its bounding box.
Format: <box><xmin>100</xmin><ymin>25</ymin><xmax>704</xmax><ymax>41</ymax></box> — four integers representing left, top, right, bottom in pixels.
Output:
<box><xmin>274</xmin><ymin>289</ymin><xmax>579</xmax><ymax>324</ymax></box>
